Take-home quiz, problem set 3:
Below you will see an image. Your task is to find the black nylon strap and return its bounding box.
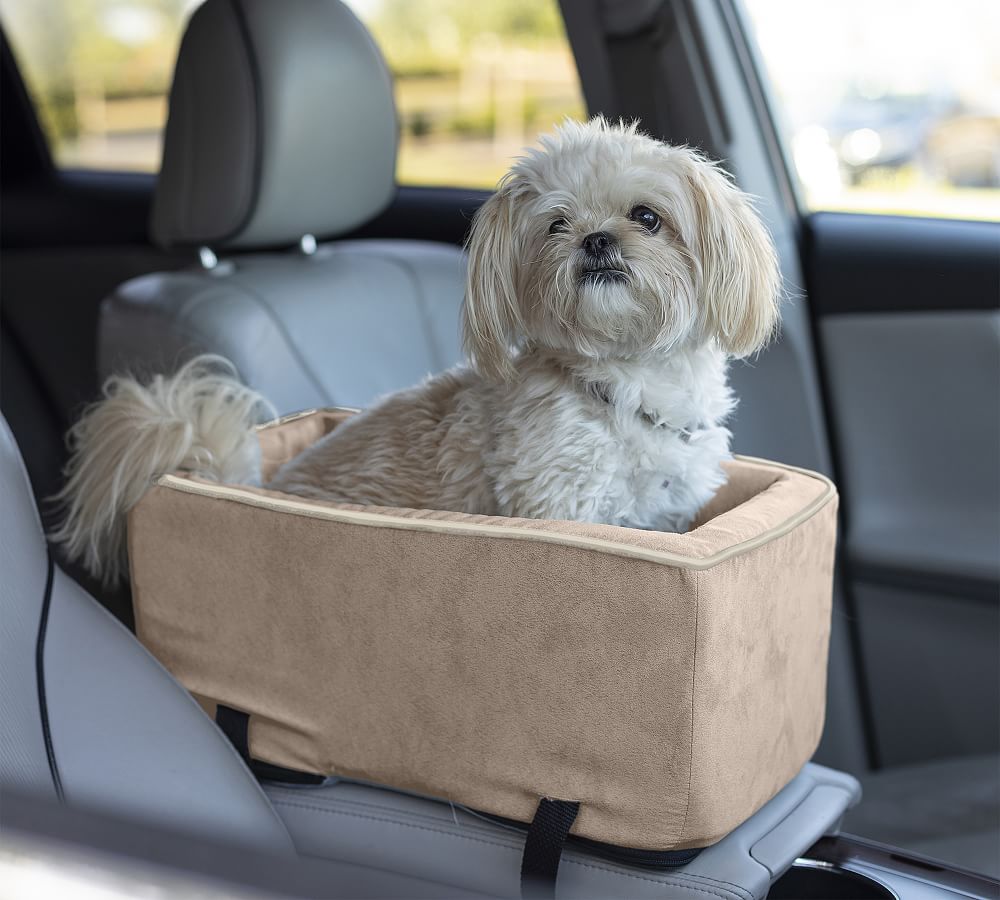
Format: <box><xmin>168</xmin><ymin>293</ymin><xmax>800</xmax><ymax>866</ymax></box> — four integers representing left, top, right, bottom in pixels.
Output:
<box><xmin>215</xmin><ymin>704</ymin><xmax>251</xmax><ymax>765</ymax></box>
<box><xmin>520</xmin><ymin>798</ymin><xmax>580</xmax><ymax>899</ymax></box>
<box><xmin>213</xmin><ymin>705</ymin><xmax>325</xmax><ymax>784</ymax></box>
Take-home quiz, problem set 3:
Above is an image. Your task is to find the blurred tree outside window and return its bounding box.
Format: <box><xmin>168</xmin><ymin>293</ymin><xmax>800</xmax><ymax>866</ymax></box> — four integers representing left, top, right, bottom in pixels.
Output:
<box><xmin>743</xmin><ymin>0</ymin><xmax>1000</xmax><ymax>221</ymax></box>
<box><xmin>0</xmin><ymin>0</ymin><xmax>198</xmax><ymax>172</ymax></box>
<box><xmin>345</xmin><ymin>0</ymin><xmax>586</xmax><ymax>188</ymax></box>
<box><xmin>0</xmin><ymin>0</ymin><xmax>586</xmax><ymax>190</ymax></box>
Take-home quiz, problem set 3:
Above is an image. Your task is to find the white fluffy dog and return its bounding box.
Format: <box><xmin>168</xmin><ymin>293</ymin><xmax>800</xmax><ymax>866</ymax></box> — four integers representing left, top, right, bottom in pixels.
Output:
<box><xmin>55</xmin><ymin>118</ymin><xmax>780</xmax><ymax>585</ymax></box>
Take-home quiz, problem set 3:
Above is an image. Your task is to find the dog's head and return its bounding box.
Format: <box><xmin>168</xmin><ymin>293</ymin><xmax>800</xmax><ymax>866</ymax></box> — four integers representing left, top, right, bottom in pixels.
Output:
<box><xmin>463</xmin><ymin>117</ymin><xmax>781</xmax><ymax>380</ymax></box>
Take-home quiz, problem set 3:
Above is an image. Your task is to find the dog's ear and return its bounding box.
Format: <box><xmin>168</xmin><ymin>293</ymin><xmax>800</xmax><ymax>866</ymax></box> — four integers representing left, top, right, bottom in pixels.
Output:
<box><xmin>679</xmin><ymin>151</ymin><xmax>781</xmax><ymax>357</ymax></box>
<box><xmin>462</xmin><ymin>183</ymin><xmax>523</xmax><ymax>381</ymax></box>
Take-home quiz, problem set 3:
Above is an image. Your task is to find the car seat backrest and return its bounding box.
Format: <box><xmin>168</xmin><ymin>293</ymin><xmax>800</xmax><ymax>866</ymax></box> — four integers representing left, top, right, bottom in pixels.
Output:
<box><xmin>0</xmin><ymin>415</ymin><xmax>294</xmax><ymax>851</ymax></box>
<box><xmin>100</xmin><ymin>0</ymin><xmax>467</xmax><ymax>412</ymax></box>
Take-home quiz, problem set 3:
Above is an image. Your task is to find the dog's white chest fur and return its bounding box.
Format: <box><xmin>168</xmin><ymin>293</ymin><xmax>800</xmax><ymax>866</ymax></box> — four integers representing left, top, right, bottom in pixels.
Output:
<box><xmin>481</xmin><ymin>345</ymin><xmax>735</xmax><ymax>531</ymax></box>
<box><xmin>270</xmin><ymin>343</ymin><xmax>736</xmax><ymax>535</ymax></box>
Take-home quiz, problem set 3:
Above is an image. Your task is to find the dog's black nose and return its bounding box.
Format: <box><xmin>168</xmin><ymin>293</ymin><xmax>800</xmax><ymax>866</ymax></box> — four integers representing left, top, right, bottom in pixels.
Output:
<box><xmin>582</xmin><ymin>231</ymin><xmax>614</xmax><ymax>256</ymax></box>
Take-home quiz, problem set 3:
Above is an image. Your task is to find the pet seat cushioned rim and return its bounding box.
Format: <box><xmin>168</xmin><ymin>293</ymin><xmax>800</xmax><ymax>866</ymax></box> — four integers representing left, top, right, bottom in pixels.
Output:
<box><xmin>156</xmin><ymin>463</ymin><xmax>833</xmax><ymax>569</ymax></box>
<box><xmin>157</xmin><ymin>406</ymin><xmax>836</xmax><ymax>572</ymax></box>
<box><xmin>128</xmin><ymin>408</ymin><xmax>838</xmax><ymax>853</ymax></box>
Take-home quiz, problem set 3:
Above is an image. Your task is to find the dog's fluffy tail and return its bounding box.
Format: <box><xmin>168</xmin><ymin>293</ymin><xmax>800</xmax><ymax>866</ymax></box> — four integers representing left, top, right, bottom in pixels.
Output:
<box><xmin>51</xmin><ymin>355</ymin><xmax>272</xmax><ymax>586</ymax></box>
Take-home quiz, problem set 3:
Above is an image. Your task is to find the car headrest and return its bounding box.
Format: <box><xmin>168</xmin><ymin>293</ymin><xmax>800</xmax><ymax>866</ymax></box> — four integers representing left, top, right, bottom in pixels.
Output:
<box><xmin>151</xmin><ymin>0</ymin><xmax>397</xmax><ymax>251</ymax></box>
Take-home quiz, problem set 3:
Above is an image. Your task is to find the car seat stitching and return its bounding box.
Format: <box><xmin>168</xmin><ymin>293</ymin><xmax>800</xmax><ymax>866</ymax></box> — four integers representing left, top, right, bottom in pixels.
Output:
<box><xmin>270</xmin><ymin>797</ymin><xmax>522</xmax><ymax>853</ymax></box>
<box><xmin>269</xmin><ymin>798</ymin><xmax>746</xmax><ymax>898</ymax></box>
<box><xmin>36</xmin><ymin>551</ymin><xmax>64</xmax><ymax>802</ymax></box>
<box><xmin>183</xmin><ymin>281</ymin><xmax>332</xmax><ymax>405</ymax></box>
<box><xmin>565</xmin><ymin>860</ymin><xmax>744</xmax><ymax>899</ymax></box>
<box><xmin>654</xmin><ymin>871</ymin><xmax>754</xmax><ymax>900</ymax></box>
<box><xmin>266</xmin><ymin>789</ymin><xmax>487</xmax><ymax>830</ymax></box>
<box><xmin>368</xmin><ymin>251</ymin><xmax>448</xmax><ymax>371</ymax></box>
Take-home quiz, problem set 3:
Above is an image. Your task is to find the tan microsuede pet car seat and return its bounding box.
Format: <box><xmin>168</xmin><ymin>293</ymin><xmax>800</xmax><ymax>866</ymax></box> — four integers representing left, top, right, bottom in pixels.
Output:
<box><xmin>128</xmin><ymin>408</ymin><xmax>837</xmax><ymax>859</ymax></box>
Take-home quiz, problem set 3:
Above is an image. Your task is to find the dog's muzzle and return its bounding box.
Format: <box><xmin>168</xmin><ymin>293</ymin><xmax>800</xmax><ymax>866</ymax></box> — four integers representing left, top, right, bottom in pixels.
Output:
<box><xmin>579</xmin><ymin>231</ymin><xmax>628</xmax><ymax>283</ymax></box>
<box><xmin>580</xmin><ymin>267</ymin><xmax>628</xmax><ymax>284</ymax></box>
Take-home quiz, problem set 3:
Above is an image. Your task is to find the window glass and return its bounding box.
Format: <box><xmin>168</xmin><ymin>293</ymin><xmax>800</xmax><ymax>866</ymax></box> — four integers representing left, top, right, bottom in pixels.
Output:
<box><xmin>342</xmin><ymin>0</ymin><xmax>586</xmax><ymax>188</ymax></box>
<box><xmin>742</xmin><ymin>0</ymin><xmax>1000</xmax><ymax>221</ymax></box>
<box><xmin>0</xmin><ymin>0</ymin><xmax>198</xmax><ymax>172</ymax></box>
<box><xmin>1</xmin><ymin>0</ymin><xmax>586</xmax><ymax>188</ymax></box>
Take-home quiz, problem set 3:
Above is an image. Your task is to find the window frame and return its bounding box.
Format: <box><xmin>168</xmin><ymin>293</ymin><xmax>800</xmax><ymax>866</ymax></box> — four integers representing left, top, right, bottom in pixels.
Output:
<box><xmin>1</xmin><ymin>28</ymin><xmax>53</xmax><ymax>185</ymax></box>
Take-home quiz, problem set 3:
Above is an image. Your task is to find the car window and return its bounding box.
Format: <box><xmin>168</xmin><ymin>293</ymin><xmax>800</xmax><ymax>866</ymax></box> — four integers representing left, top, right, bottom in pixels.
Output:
<box><xmin>342</xmin><ymin>0</ymin><xmax>586</xmax><ymax>188</ymax></box>
<box><xmin>0</xmin><ymin>0</ymin><xmax>196</xmax><ymax>172</ymax></box>
<box><xmin>741</xmin><ymin>0</ymin><xmax>1000</xmax><ymax>221</ymax></box>
<box><xmin>0</xmin><ymin>0</ymin><xmax>586</xmax><ymax>189</ymax></box>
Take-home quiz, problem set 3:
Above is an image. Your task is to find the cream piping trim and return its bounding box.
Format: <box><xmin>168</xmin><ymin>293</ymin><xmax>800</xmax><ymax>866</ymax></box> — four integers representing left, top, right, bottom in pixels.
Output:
<box><xmin>155</xmin><ymin>457</ymin><xmax>834</xmax><ymax>571</ymax></box>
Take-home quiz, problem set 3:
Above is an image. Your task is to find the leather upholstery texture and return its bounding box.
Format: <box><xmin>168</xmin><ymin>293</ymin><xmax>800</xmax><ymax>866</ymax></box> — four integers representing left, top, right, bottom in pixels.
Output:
<box><xmin>0</xmin><ymin>416</ymin><xmax>294</xmax><ymax>853</ymax></box>
<box><xmin>100</xmin><ymin>239</ymin><xmax>467</xmax><ymax>412</ymax></box>
<box><xmin>263</xmin><ymin>763</ymin><xmax>861</xmax><ymax>899</ymax></box>
<box><xmin>151</xmin><ymin>0</ymin><xmax>397</xmax><ymax>250</ymax></box>
<box><xmin>42</xmin><ymin>566</ymin><xmax>295</xmax><ymax>851</ymax></box>
<box><xmin>106</xmin><ymin>0</ymin><xmax>468</xmax><ymax>415</ymax></box>
<box><xmin>0</xmin><ymin>418</ymin><xmax>57</xmax><ymax>798</ymax></box>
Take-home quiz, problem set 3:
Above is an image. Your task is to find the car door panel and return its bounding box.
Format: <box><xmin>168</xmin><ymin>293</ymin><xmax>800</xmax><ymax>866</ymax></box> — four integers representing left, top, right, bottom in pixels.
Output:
<box><xmin>856</xmin><ymin>582</ymin><xmax>998</xmax><ymax>766</ymax></box>
<box><xmin>806</xmin><ymin>212</ymin><xmax>999</xmax><ymax>316</ymax></box>
<box><xmin>805</xmin><ymin>212</ymin><xmax>1000</xmax><ymax>767</ymax></box>
<box><xmin>822</xmin><ymin>311</ymin><xmax>999</xmax><ymax>583</ymax></box>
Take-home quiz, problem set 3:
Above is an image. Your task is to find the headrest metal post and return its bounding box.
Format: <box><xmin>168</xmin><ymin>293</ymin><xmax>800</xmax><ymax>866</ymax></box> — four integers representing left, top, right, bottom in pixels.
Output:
<box><xmin>299</xmin><ymin>234</ymin><xmax>318</xmax><ymax>256</ymax></box>
<box><xmin>198</xmin><ymin>246</ymin><xmax>219</xmax><ymax>270</ymax></box>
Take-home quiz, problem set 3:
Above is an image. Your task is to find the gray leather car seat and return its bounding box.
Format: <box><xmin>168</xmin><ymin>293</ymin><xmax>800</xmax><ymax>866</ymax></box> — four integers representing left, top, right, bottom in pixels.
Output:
<box><xmin>0</xmin><ymin>415</ymin><xmax>294</xmax><ymax>851</ymax></box>
<box><xmin>99</xmin><ymin>0</ymin><xmax>466</xmax><ymax>412</ymax></box>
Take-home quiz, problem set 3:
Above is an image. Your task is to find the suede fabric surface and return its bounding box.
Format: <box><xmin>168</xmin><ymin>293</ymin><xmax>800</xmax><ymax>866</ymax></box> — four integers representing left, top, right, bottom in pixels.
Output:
<box><xmin>129</xmin><ymin>409</ymin><xmax>837</xmax><ymax>850</ymax></box>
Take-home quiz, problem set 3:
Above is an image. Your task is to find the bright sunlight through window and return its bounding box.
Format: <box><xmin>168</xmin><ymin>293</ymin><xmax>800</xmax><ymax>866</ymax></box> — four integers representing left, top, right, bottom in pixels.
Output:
<box><xmin>742</xmin><ymin>0</ymin><xmax>1000</xmax><ymax>221</ymax></box>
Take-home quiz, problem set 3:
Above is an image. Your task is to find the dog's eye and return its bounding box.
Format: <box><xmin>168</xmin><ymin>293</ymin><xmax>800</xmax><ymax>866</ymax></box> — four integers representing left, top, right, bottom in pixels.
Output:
<box><xmin>629</xmin><ymin>205</ymin><xmax>661</xmax><ymax>234</ymax></box>
<box><xmin>548</xmin><ymin>218</ymin><xmax>568</xmax><ymax>235</ymax></box>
